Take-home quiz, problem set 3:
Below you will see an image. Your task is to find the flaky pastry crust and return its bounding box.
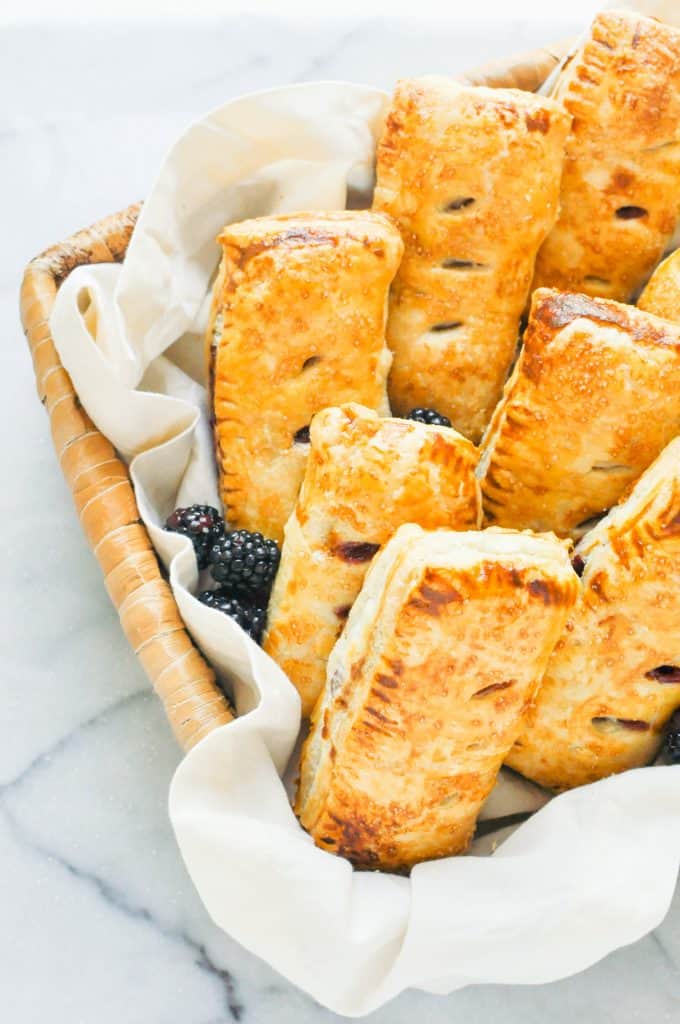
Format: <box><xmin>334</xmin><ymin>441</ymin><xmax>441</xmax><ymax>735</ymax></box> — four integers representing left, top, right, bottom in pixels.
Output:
<box><xmin>638</xmin><ymin>247</ymin><xmax>680</xmax><ymax>322</ymax></box>
<box><xmin>296</xmin><ymin>525</ymin><xmax>577</xmax><ymax>872</ymax></box>
<box><xmin>263</xmin><ymin>404</ymin><xmax>480</xmax><ymax>715</ymax></box>
<box><xmin>373</xmin><ymin>76</ymin><xmax>570</xmax><ymax>442</ymax></box>
<box><xmin>208</xmin><ymin>211</ymin><xmax>403</xmax><ymax>542</ymax></box>
<box><xmin>479</xmin><ymin>289</ymin><xmax>680</xmax><ymax>538</ymax></box>
<box><xmin>533</xmin><ymin>10</ymin><xmax>680</xmax><ymax>301</ymax></box>
<box><xmin>507</xmin><ymin>439</ymin><xmax>680</xmax><ymax>790</ymax></box>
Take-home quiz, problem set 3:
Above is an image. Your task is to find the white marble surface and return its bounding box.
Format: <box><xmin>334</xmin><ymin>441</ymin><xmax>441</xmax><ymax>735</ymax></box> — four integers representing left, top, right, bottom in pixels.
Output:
<box><xmin>2</xmin><ymin>11</ymin><xmax>679</xmax><ymax>1021</ymax></box>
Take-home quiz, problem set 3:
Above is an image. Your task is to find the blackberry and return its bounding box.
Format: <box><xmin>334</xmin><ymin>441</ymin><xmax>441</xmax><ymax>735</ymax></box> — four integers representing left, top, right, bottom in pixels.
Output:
<box><xmin>198</xmin><ymin>590</ymin><xmax>266</xmax><ymax>643</ymax></box>
<box><xmin>165</xmin><ymin>505</ymin><xmax>224</xmax><ymax>569</ymax></box>
<box><xmin>406</xmin><ymin>407</ymin><xmax>452</xmax><ymax>428</ymax></box>
<box><xmin>208</xmin><ymin>529</ymin><xmax>280</xmax><ymax>597</ymax></box>
<box><xmin>664</xmin><ymin>710</ymin><xmax>680</xmax><ymax>764</ymax></box>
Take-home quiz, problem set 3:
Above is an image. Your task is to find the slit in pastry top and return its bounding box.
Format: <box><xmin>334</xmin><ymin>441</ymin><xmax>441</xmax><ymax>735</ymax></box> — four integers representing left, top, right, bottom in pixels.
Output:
<box><xmin>506</xmin><ymin>438</ymin><xmax>680</xmax><ymax>791</ymax></box>
<box><xmin>478</xmin><ymin>288</ymin><xmax>680</xmax><ymax>538</ymax></box>
<box><xmin>532</xmin><ymin>10</ymin><xmax>680</xmax><ymax>301</ymax></box>
<box><xmin>263</xmin><ymin>403</ymin><xmax>480</xmax><ymax>716</ymax></box>
<box><xmin>372</xmin><ymin>76</ymin><xmax>570</xmax><ymax>443</ymax></box>
<box><xmin>207</xmin><ymin>211</ymin><xmax>403</xmax><ymax>542</ymax></box>
<box><xmin>296</xmin><ymin>523</ymin><xmax>577</xmax><ymax>872</ymax></box>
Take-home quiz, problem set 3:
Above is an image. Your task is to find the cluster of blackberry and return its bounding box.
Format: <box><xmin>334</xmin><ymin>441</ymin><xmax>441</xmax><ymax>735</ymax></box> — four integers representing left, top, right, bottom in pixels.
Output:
<box><xmin>405</xmin><ymin>407</ymin><xmax>452</xmax><ymax>428</ymax></box>
<box><xmin>164</xmin><ymin>506</ymin><xmax>279</xmax><ymax>643</ymax></box>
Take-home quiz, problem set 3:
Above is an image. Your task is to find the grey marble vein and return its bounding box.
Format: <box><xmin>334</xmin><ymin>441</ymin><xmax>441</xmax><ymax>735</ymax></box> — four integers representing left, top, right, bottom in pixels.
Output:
<box><xmin>0</xmin><ymin>691</ymin><xmax>148</xmax><ymax>798</ymax></box>
<box><xmin>2</xmin><ymin>802</ymin><xmax>245</xmax><ymax>1022</ymax></box>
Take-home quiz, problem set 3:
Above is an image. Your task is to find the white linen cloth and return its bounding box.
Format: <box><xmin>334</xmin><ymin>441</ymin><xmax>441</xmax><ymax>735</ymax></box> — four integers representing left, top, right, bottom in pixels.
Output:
<box><xmin>49</xmin><ymin>81</ymin><xmax>680</xmax><ymax>1016</ymax></box>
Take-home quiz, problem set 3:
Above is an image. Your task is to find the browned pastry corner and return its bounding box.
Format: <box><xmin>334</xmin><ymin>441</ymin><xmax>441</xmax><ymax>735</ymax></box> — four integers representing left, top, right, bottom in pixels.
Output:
<box><xmin>372</xmin><ymin>76</ymin><xmax>570</xmax><ymax>443</ymax></box>
<box><xmin>532</xmin><ymin>9</ymin><xmax>680</xmax><ymax>302</ymax></box>
<box><xmin>507</xmin><ymin>438</ymin><xmax>680</xmax><ymax>791</ymax></box>
<box><xmin>478</xmin><ymin>288</ymin><xmax>680</xmax><ymax>538</ymax></box>
<box><xmin>207</xmin><ymin>211</ymin><xmax>403</xmax><ymax>543</ymax></box>
<box><xmin>296</xmin><ymin>524</ymin><xmax>577</xmax><ymax>872</ymax></box>
<box><xmin>638</xmin><ymin>247</ymin><xmax>680</xmax><ymax>321</ymax></box>
<box><xmin>20</xmin><ymin>205</ymin><xmax>234</xmax><ymax>750</ymax></box>
<box><xmin>263</xmin><ymin>403</ymin><xmax>480</xmax><ymax>716</ymax></box>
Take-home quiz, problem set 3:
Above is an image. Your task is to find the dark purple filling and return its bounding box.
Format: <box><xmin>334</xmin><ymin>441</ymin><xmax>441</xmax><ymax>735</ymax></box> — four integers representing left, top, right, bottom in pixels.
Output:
<box><xmin>616</xmin><ymin>205</ymin><xmax>647</xmax><ymax>220</ymax></box>
<box><xmin>293</xmin><ymin>425</ymin><xmax>311</xmax><ymax>445</ymax></box>
<box><xmin>645</xmin><ymin>665</ymin><xmax>680</xmax><ymax>685</ymax></box>
<box><xmin>592</xmin><ymin>716</ymin><xmax>650</xmax><ymax>732</ymax></box>
<box><xmin>473</xmin><ymin>681</ymin><xmax>513</xmax><ymax>698</ymax></box>
<box><xmin>333</xmin><ymin>541</ymin><xmax>380</xmax><ymax>563</ymax></box>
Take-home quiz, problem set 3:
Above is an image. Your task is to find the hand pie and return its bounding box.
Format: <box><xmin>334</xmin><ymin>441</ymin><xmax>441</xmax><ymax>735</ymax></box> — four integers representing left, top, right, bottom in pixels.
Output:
<box><xmin>263</xmin><ymin>403</ymin><xmax>480</xmax><ymax>716</ymax></box>
<box><xmin>507</xmin><ymin>439</ymin><xmax>680</xmax><ymax>791</ymax></box>
<box><xmin>372</xmin><ymin>76</ymin><xmax>570</xmax><ymax>442</ymax></box>
<box><xmin>296</xmin><ymin>524</ymin><xmax>577</xmax><ymax>872</ymax></box>
<box><xmin>207</xmin><ymin>211</ymin><xmax>403</xmax><ymax>542</ymax></box>
<box><xmin>638</xmin><ymin>248</ymin><xmax>680</xmax><ymax>322</ymax></box>
<box><xmin>479</xmin><ymin>289</ymin><xmax>680</xmax><ymax>538</ymax></box>
<box><xmin>532</xmin><ymin>10</ymin><xmax>680</xmax><ymax>302</ymax></box>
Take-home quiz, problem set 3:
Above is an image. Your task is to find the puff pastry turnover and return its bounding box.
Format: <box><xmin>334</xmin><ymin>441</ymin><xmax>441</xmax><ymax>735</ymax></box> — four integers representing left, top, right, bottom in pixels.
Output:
<box><xmin>507</xmin><ymin>438</ymin><xmax>680</xmax><ymax>791</ymax></box>
<box><xmin>263</xmin><ymin>403</ymin><xmax>480</xmax><ymax>715</ymax></box>
<box><xmin>479</xmin><ymin>288</ymin><xmax>680</xmax><ymax>538</ymax></box>
<box><xmin>533</xmin><ymin>10</ymin><xmax>680</xmax><ymax>302</ymax></box>
<box><xmin>638</xmin><ymin>247</ymin><xmax>680</xmax><ymax>322</ymax></box>
<box><xmin>296</xmin><ymin>524</ymin><xmax>577</xmax><ymax>872</ymax></box>
<box><xmin>372</xmin><ymin>76</ymin><xmax>570</xmax><ymax>442</ymax></box>
<box><xmin>208</xmin><ymin>211</ymin><xmax>403</xmax><ymax>542</ymax></box>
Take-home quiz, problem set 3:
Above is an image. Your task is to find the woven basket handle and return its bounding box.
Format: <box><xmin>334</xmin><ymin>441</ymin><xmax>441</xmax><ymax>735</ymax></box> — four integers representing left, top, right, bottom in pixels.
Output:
<box><xmin>20</xmin><ymin>206</ymin><xmax>235</xmax><ymax>749</ymax></box>
<box><xmin>19</xmin><ymin>42</ymin><xmax>567</xmax><ymax>752</ymax></box>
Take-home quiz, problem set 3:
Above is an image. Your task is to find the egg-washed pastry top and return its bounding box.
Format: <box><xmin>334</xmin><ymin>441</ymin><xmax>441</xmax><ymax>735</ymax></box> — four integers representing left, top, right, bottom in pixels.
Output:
<box><xmin>373</xmin><ymin>76</ymin><xmax>570</xmax><ymax>443</ymax></box>
<box><xmin>507</xmin><ymin>437</ymin><xmax>680</xmax><ymax>791</ymax></box>
<box><xmin>207</xmin><ymin>211</ymin><xmax>403</xmax><ymax>543</ymax></box>
<box><xmin>638</xmin><ymin>247</ymin><xmax>680</xmax><ymax>322</ymax></box>
<box><xmin>532</xmin><ymin>9</ymin><xmax>680</xmax><ymax>302</ymax></box>
<box><xmin>478</xmin><ymin>288</ymin><xmax>680</xmax><ymax>538</ymax></box>
<box><xmin>297</xmin><ymin>523</ymin><xmax>577</xmax><ymax>872</ymax></box>
<box><xmin>263</xmin><ymin>403</ymin><xmax>480</xmax><ymax>716</ymax></box>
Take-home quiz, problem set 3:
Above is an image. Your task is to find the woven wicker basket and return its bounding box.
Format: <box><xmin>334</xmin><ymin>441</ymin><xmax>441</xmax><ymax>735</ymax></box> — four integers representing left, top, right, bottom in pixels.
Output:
<box><xmin>18</xmin><ymin>41</ymin><xmax>569</xmax><ymax>753</ymax></box>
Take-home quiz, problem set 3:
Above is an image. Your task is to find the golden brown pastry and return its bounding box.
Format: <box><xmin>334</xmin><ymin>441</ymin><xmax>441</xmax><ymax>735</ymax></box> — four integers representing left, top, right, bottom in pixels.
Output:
<box><xmin>533</xmin><ymin>10</ymin><xmax>680</xmax><ymax>302</ymax></box>
<box><xmin>479</xmin><ymin>288</ymin><xmax>680</xmax><ymax>538</ymax></box>
<box><xmin>263</xmin><ymin>404</ymin><xmax>480</xmax><ymax>715</ymax></box>
<box><xmin>507</xmin><ymin>438</ymin><xmax>680</xmax><ymax>791</ymax></box>
<box><xmin>638</xmin><ymin>248</ymin><xmax>680</xmax><ymax>321</ymax></box>
<box><xmin>296</xmin><ymin>524</ymin><xmax>577</xmax><ymax>872</ymax></box>
<box><xmin>372</xmin><ymin>76</ymin><xmax>570</xmax><ymax>442</ymax></box>
<box><xmin>207</xmin><ymin>211</ymin><xmax>403</xmax><ymax>542</ymax></box>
